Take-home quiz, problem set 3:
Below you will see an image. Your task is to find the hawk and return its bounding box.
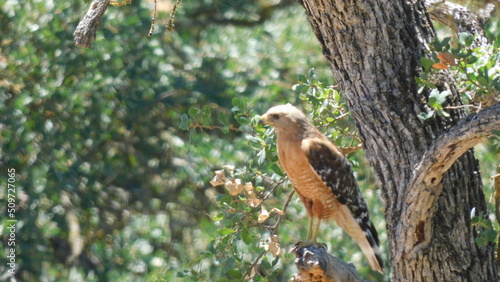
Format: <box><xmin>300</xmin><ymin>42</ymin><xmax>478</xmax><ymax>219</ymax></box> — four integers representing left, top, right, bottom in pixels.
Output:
<box><xmin>261</xmin><ymin>104</ymin><xmax>384</xmax><ymax>273</ymax></box>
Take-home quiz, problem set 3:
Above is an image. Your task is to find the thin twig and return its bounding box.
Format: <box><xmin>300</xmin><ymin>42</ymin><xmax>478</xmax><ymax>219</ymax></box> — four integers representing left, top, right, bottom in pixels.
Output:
<box><xmin>244</xmin><ymin>249</ymin><xmax>268</xmax><ymax>279</ymax></box>
<box><xmin>340</xmin><ymin>144</ymin><xmax>364</xmax><ymax>155</ymax></box>
<box><xmin>444</xmin><ymin>104</ymin><xmax>480</xmax><ymax>110</ymax></box>
<box><xmin>109</xmin><ymin>0</ymin><xmax>131</xmax><ymax>6</ymax></box>
<box><xmin>244</xmin><ymin>189</ymin><xmax>296</xmax><ymax>280</ymax></box>
<box><xmin>239</xmin><ymin>177</ymin><xmax>284</xmax><ymax>220</ymax></box>
<box><xmin>272</xmin><ymin>189</ymin><xmax>296</xmax><ymax>235</ymax></box>
<box><xmin>167</xmin><ymin>0</ymin><xmax>184</xmax><ymax>32</ymax></box>
<box><xmin>459</xmin><ymin>61</ymin><xmax>487</xmax><ymax>92</ymax></box>
<box><xmin>148</xmin><ymin>0</ymin><xmax>157</xmax><ymax>37</ymax></box>
<box><xmin>335</xmin><ymin>112</ymin><xmax>349</xmax><ymax>120</ymax></box>
<box><xmin>256</xmin><ymin>177</ymin><xmax>285</xmax><ymax>207</ymax></box>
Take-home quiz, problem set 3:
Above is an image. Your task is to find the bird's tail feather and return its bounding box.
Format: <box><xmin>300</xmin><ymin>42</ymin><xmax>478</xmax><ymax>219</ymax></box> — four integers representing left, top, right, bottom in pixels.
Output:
<box><xmin>356</xmin><ymin>230</ymin><xmax>384</xmax><ymax>273</ymax></box>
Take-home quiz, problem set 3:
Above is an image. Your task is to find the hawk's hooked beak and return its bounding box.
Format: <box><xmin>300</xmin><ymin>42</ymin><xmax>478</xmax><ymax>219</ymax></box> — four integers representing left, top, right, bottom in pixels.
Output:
<box><xmin>260</xmin><ymin>114</ymin><xmax>271</xmax><ymax>125</ymax></box>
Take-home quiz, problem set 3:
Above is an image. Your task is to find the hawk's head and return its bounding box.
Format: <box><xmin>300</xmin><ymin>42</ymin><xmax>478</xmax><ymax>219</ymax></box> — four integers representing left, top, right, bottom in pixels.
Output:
<box><xmin>261</xmin><ymin>104</ymin><xmax>310</xmax><ymax>135</ymax></box>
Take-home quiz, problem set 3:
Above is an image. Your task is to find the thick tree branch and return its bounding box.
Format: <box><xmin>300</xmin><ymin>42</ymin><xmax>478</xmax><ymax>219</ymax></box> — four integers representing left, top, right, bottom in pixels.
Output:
<box><xmin>412</xmin><ymin>102</ymin><xmax>500</xmax><ymax>190</ymax></box>
<box><xmin>74</xmin><ymin>0</ymin><xmax>110</xmax><ymax>48</ymax></box>
<box><xmin>425</xmin><ymin>0</ymin><xmax>492</xmax><ymax>46</ymax></box>
<box><xmin>291</xmin><ymin>244</ymin><xmax>365</xmax><ymax>282</ymax></box>
<box><xmin>401</xmin><ymin>102</ymin><xmax>500</xmax><ymax>253</ymax></box>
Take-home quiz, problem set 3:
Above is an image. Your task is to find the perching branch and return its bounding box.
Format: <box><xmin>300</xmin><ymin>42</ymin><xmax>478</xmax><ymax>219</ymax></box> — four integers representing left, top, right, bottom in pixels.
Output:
<box><xmin>291</xmin><ymin>244</ymin><xmax>365</xmax><ymax>282</ymax></box>
<box><xmin>74</xmin><ymin>0</ymin><xmax>110</xmax><ymax>48</ymax></box>
<box><xmin>401</xmin><ymin>102</ymin><xmax>500</xmax><ymax>253</ymax></box>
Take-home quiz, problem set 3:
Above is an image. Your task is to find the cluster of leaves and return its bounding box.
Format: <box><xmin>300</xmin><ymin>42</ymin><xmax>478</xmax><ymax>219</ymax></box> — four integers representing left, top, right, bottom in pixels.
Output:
<box><xmin>470</xmin><ymin>208</ymin><xmax>499</xmax><ymax>247</ymax></box>
<box><xmin>176</xmin><ymin>97</ymin><xmax>289</xmax><ymax>281</ymax></box>
<box><xmin>0</xmin><ymin>1</ymin><xmax>331</xmax><ymax>281</ymax></box>
<box><xmin>417</xmin><ymin>26</ymin><xmax>500</xmax><ymax>120</ymax></box>
<box><xmin>416</xmin><ymin>22</ymin><xmax>500</xmax><ymax>249</ymax></box>
<box><xmin>294</xmin><ymin>69</ymin><xmax>361</xmax><ymax>151</ymax></box>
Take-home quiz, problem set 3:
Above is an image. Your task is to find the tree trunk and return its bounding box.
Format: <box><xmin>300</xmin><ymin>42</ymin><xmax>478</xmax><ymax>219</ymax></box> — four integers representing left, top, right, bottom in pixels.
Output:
<box><xmin>297</xmin><ymin>0</ymin><xmax>499</xmax><ymax>280</ymax></box>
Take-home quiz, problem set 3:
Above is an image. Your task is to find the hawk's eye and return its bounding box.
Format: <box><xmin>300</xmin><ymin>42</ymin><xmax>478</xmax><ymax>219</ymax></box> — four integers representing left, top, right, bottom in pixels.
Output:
<box><xmin>270</xmin><ymin>114</ymin><xmax>280</xmax><ymax>120</ymax></box>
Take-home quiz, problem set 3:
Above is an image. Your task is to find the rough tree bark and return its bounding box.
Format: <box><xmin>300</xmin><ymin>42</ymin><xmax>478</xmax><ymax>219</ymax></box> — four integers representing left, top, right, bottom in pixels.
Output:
<box><xmin>297</xmin><ymin>0</ymin><xmax>499</xmax><ymax>281</ymax></box>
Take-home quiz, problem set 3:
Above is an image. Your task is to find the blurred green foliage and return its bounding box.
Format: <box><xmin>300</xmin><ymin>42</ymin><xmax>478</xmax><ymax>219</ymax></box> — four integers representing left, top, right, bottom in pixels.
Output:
<box><xmin>417</xmin><ymin>22</ymin><xmax>500</xmax><ymax>120</ymax></box>
<box><xmin>0</xmin><ymin>0</ymin><xmax>498</xmax><ymax>281</ymax></box>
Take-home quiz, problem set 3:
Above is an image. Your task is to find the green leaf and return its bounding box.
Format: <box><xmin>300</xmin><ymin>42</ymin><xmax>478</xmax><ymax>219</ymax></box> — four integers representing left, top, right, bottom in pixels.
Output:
<box><xmin>227</xmin><ymin>269</ymin><xmax>242</xmax><ymax>279</ymax></box>
<box><xmin>428</xmin><ymin>89</ymin><xmax>450</xmax><ymax>106</ymax></box>
<box><xmin>189</xmin><ymin>128</ymin><xmax>196</xmax><ymax>143</ymax></box>
<box><xmin>415</xmin><ymin>77</ymin><xmax>425</xmax><ymax>86</ymax></box>
<box><xmin>437</xmin><ymin>109</ymin><xmax>450</xmax><ymax>118</ymax></box>
<box><xmin>208</xmin><ymin>240</ymin><xmax>217</xmax><ymax>254</ymax></box>
<box><xmin>176</xmin><ymin>270</ymin><xmax>190</xmax><ymax>277</ymax></box>
<box><xmin>435</xmin><ymin>37</ymin><xmax>451</xmax><ymax>52</ymax></box>
<box><xmin>202</xmin><ymin>105</ymin><xmax>212</xmax><ymax>126</ymax></box>
<box><xmin>257</xmin><ymin>150</ymin><xmax>266</xmax><ymax>166</ymax></box>
<box><xmin>179</xmin><ymin>114</ymin><xmax>190</xmax><ymax>130</ymax></box>
<box><xmin>213</xmin><ymin>213</ymin><xmax>224</xmax><ymax>221</ymax></box>
<box><xmin>271</xmin><ymin>256</ymin><xmax>280</xmax><ymax>267</ymax></box>
<box><xmin>420</xmin><ymin>57</ymin><xmax>435</xmax><ymax>72</ymax></box>
<box><xmin>218</xmin><ymin>111</ymin><xmax>229</xmax><ymax>125</ymax></box>
<box><xmin>308</xmin><ymin>68</ymin><xmax>316</xmax><ymax>79</ymax></box>
<box><xmin>477</xmin><ymin>76</ymin><xmax>489</xmax><ymax>87</ymax></box>
<box><xmin>202</xmin><ymin>105</ymin><xmax>212</xmax><ymax>116</ymax></box>
<box><xmin>484</xmin><ymin>230</ymin><xmax>498</xmax><ymax>242</ymax></box>
<box><xmin>297</xmin><ymin>74</ymin><xmax>307</xmax><ymax>83</ymax></box>
<box><xmin>471</xmin><ymin>216</ymin><xmax>480</xmax><ymax>225</ymax></box>
<box><xmin>475</xmin><ymin>237</ymin><xmax>485</xmax><ymax>247</ymax></box>
<box><xmin>428</xmin><ymin>96</ymin><xmax>439</xmax><ymax>109</ymax></box>
<box><xmin>241</xmin><ymin>227</ymin><xmax>252</xmax><ymax>245</ymax></box>
<box><xmin>271</xmin><ymin>163</ymin><xmax>283</xmax><ymax>175</ymax></box>
<box><xmin>458</xmin><ymin>32</ymin><xmax>473</xmax><ymax>47</ymax></box>
<box><xmin>236</xmin><ymin>116</ymin><xmax>250</xmax><ymax>125</ymax></box>
<box><xmin>292</xmin><ymin>83</ymin><xmax>308</xmax><ymax>93</ymax></box>
<box><xmin>188</xmin><ymin>106</ymin><xmax>201</xmax><ymax>117</ymax></box>
<box><xmin>217</xmin><ymin>194</ymin><xmax>232</xmax><ymax>204</ymax></box>
<box><xmin>246</xmin><ymin>135</ymin><xmax>261</xmax><ymax>143</ymax></box>
<box><xmin>218</xmin><ymin>228</ymin><xmax>236</xmax><ymax>236</ymax></box>
<box><xmin>128</xmin><ymin>155</ymin><xmax>138</xmax><ymax>167</ymax></box>
<box><xmin>418</xmin><ymin>111</ymin><xmax>435</xmax><ymax>120</ymax></box>
<box><xmin>261</xmin><ymin>256</ymin><xmax>271</xmax><ymax>271</ymax></box>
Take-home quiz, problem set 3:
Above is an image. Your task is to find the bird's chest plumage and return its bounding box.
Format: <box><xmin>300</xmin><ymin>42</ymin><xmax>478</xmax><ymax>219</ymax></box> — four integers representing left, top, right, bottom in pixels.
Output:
<box><xmin>277</xmin><ymin>139</ymin><xmax>337</xmax><ymax>208</ymax></box>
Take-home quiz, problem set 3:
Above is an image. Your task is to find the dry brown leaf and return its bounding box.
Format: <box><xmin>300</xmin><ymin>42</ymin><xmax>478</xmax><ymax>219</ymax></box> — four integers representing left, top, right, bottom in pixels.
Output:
<box><xmin>246</xmin><ymin>190</ymin><xmax>262</xmax><ymax>207</ymax></box>
<box><xmin>268</xmin><ymin>235</ymin><xmax>283</xmax><ymax>257</ymax></box>
<box><xmin>244</xmin><ymin>182</ymin><xmax>254</xmax><ymax>191</ymax></box>
<box><xmin>223</xmin><ymin>164</ymin><xmax>235</xmax><ymax>177</ymax></box>
<box><xmin>432</xmin><ymin>62</ymin><xmax>449</xmax><ymax>70</ymax></box>
<box><xmin>258</xmin><ymin>206</ymin><xmax>270</xmax><ymax>223</ymax></box>
<box><xmin>224</xmin><ymin>179</ymin><xmax>244</xmax><ymax>196</ymax></box>
<box><xmin>437</xmin><ymin>52</ymin><xmax>457</xmax><ymax>66</ymax></box>
<box><xmin>270</xmin><ymin>207</ymin><xmax>284</xmax><ymax>215</ymax></box>
<box><xmin>210</xmin><ymin>169</ymin><xmax>226</xmax><ymax>187</ymax></box>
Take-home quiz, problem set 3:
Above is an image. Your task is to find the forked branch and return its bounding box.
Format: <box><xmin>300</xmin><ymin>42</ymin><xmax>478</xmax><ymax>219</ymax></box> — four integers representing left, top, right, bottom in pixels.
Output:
<box><xmin>412</xmin><ymin>102</ymin><xmax>500</xmax><ymax>189</ymax></box>
<box><xmin>401</xmin><ymin>102</ymin><xmax>500</xmax><ymax>253</ymax></box>
<box><xmin>425</xmin><ymin>0</ymin><xmax>494</xmax><ymax>46</ymax></box>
